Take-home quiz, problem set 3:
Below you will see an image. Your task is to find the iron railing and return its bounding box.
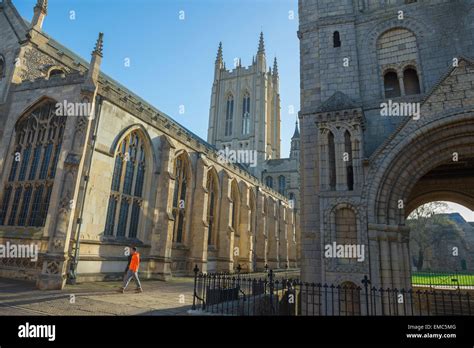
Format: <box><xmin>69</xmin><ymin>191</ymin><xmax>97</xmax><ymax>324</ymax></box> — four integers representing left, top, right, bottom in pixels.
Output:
<box><xmin>191</xmin><ymin>266</ymin><xmax>474</xmax><ymax>316</ymax></box>
<box><xmin>412</xmin><ymin>270</ymin><xmax>474</xmax><ymax>289</ymax></box>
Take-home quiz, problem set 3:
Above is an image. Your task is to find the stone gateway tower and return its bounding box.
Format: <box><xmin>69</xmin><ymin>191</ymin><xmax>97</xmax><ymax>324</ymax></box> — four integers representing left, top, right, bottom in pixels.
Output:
<box><xmin>298</xmin><ymin>0</ymin><xmax>474</xmax><ymax>292</ymax></box>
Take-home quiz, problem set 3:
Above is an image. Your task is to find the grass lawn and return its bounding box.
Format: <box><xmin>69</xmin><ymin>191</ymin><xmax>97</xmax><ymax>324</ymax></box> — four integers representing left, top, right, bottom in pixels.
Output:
<box><xmin>412</xmin><ymin>272</ymin><xmax>474</xmax><ymax>286</ymax></box>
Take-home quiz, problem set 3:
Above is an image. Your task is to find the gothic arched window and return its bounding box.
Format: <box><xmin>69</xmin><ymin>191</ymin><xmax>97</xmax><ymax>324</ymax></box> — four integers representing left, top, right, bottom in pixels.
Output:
<box><xmin>403</xmin><ymin>68</ymin><xmax>421</xmax><ymax>95</ymax></box>
<box><xmin>172</xmin><ymin>154</ymin><xmax>190</xmax><ymax>243</ymax></box>
<box><xmin>0</xmin><ymin>55</ymin><xmax>5</xmax><ymax>79</ymax></box>
<box><xmin>206</xmin><ymin>169</ymin><xmax>218</xmax><ymax>246</ymax></box>
<box><xmin>104</xmin><ymin>131</ymin><xmax>146</xmax><ymax>238</ymax></box>
<box><xmin>328</xmin><ymin>131</ymin><xmax>336</xmax><ymax>190</ymax></box>
<box><xmin>383</xmin><ymin>71</ymin><xmax>401</xmax><ymax>98</ymax></box>
<box><xmin>333</xmin><ymin>31</ymin><xmax>341</xmax><ymax>48</ymax></box>
<box><xmin>242</xmin><ymin>92</ymin><xmax>251</xmax><ymax>135</ymax></box>
<box><xmin>344</xmin><ymin>131</ymin><xmax>354</xmax><ymax>191</ymax></box>
<box><xmin>278</xmin><ymin>175</ymin><xmax>286</xmax><ymax>195</ymax></box>
<box><xmin>225</xmin><ymin>94</ymin><xmax>234</xmax><ymax>137</ymax></box>
<box><xmin>265</xmin><ymin>176</ymin><xmax>273</xmax><ymax>189</ymax></box>
<box><xmin>0</xmin><ymin>100</ymin><xmax>65</xmax><ymax>227</ymax></box>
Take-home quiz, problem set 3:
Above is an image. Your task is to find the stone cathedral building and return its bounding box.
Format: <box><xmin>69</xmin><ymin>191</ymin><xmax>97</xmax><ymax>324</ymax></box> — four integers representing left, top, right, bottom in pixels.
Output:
<box><xmin>207</xmin><ymin>33</ymin><xmax>301</xmax><ymax>248</ymax></box>
<box><xmin>0</xmin><ymin>0</ymin><xmax>298</xmax><ymax>290</ymax></box>
<box><xmin>298</xmin><ymin>0</ymin><xmax>474</xmax><ymax>292</ymax></box>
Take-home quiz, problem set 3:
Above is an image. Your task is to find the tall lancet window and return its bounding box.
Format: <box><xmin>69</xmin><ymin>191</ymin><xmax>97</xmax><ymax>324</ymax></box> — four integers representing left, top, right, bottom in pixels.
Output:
<box><xmin>104</xmin><ymin>131</ymin><xmax>146</xmax><ymax>238</ymax></box>
<box><xmin>333</xmin><ymin>31</ymin><xmax>341</xmax><ymax>48</ymax></box>
<box><xmin>403</xmin><ymin>68</ymin><xmax>421</xmax><ymax>95</ymax></box>
<box><xmin>0</xmin><ymin>100</ymin><xmax>66</xmax><ymax>227</ymax></box>
<box><xmin>172</xmin><ymin>154</ymin><xmax>189</xmax><ymax>243</ymax></box>
<box><xmin>328</xmin><ymin>131</ymin><xmax>336</xmax><ymax>190</ymax></box>
<box><xmin>383</xmin><ymin>71</ymin><xmax>401</xmax><ymax>98</ymax></box>
<box><xmin>344</xmin><ymin>131</ymin><xmax>354</xmax><ymax>191</ymax></box>
<box><xmin>278</xmin><ymin>175</ymin><xmax>286</xmax><ymax>195</ymax></box>
<box><xmin>242</xmin><ymin>92</ymin><xmax>251</xmax><ymax>135</ymax></box>
<box><xmin>206</xmin><ymin>170</ymin><xmax>218</xmax><ymax>246</ymax></box>
<box><xmin>225</xmin><ymin>94</ymin><xmax>234</xmax><ymax>136</ymax></box>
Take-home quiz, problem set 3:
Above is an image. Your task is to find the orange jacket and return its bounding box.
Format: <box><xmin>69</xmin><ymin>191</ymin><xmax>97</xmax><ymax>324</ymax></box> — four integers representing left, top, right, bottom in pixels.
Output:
<box><xmin>129</xmin><ymin>252</ymin><xmax>140</xmax><ymax>272</ymax></box>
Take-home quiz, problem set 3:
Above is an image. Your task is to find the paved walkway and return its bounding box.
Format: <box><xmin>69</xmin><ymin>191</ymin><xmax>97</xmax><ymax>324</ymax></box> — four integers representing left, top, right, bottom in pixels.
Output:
<box><xmin>0</xmin><ymin>269</ymin><xmax>300</xmax><ymax>316</ymax></box>
<box><xmin>0</xmin><ymin>277</ymin><xmax>195</xmax><ymax>316</ymax></box>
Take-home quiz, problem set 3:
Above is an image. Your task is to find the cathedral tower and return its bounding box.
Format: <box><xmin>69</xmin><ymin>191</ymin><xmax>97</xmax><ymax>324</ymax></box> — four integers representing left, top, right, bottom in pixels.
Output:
<box><xmin>207</xmin><ymin>33</ymin><xmax>281</xmax><ymax>175</ymax></box>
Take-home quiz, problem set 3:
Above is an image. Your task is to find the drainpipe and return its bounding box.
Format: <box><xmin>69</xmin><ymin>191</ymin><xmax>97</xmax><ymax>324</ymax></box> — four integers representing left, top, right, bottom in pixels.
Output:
<box><xmin>67</xmin><ymin>95</ymin><xmax>104</xmax><ymax>284</ymax></box>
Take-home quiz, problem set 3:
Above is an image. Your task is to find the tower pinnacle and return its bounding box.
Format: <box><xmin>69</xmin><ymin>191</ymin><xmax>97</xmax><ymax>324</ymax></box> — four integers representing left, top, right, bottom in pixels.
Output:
<box><xmin>273</xmin><ymin>57</ymin><xmax>279</xmax><ymax>77</ymax></box>
<box><xmin>92</xmin><ymin>32</ymin><xmax>104</xmax><ymax>57</ymax></box>
<box><xmin>35</xmin><ymin>0</ymin><xmax>48</xmax><ymax>13</ymax></box>
<box><xmin>31</xmin><ymin>0</ymin><xmax>48</xmax><ymax>30</ymax></box>
<box><xmin>292</xmin><ymin>118</ymin><xmax>300</xmax><ymax>139</ymax></box>
<box><xmin>256</xmin><ymin>32</ymin><xmax>267</xmax><ymax>73</ymax></box>
<box><xmin>258</xmin><ymin>32</ymin><xmax>265</xmax><ymax>55</ymax></box>
<box><xmin>290</xmin><ymin>118</ymin><xmax>300</xmax><ymax>159</ymax></box>
<box><xmin>216</xmin><ymin>42</ymin><xmax>223</xmax><ymax>64</ymax></box>
<box><xmin>87</xmin><ymin>32</ymin><xmax>104</xmax><ymax>87</ymax></box>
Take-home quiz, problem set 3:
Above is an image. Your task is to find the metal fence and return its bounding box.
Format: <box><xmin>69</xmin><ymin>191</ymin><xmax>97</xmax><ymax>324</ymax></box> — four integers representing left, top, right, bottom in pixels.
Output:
<box><xmin>412</xmin><ymin>270</ymin><xmax>474</xmax><ymax>289</ymax></box>
<box><xmin>191</xmin><ymin>266</ymin><xmax>474</xmax><ymax>316</ymax></box>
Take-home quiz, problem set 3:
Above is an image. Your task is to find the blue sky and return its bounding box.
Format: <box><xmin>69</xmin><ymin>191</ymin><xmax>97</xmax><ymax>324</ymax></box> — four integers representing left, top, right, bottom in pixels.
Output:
<box><xmin>13</xmin><ymin>0</ymin><xmax>474</xmax><ymax>221</ymax></box>
<box><xmin>14</xmin><ymin>0</ymin><xmax>300</xmax><ymax>157</ymax></box>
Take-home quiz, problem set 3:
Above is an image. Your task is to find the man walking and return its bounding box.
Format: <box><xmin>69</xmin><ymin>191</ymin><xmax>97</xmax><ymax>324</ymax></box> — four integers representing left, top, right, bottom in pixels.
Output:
<box><xmin>120</xmin><ymin>247</ymin><xmax>143</xmax><ymax>293</ymax></box>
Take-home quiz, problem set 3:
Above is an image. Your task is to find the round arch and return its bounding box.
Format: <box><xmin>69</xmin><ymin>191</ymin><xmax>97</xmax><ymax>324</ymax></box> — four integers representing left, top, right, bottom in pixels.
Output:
<box><xmin>406</xmin><ymin>192</ymin><xmax>474</xmax><ymax>218</ymax></box>
<box><xmin>47</xmin><ymin>67</ymin><xmax>66</xmax><ymax>79</ymax></box>
<box><xmin>365</xmin><ymin>18</ymin><xmax>427</xmax><ymax>54</ymax></box>
<box><xmin>365</xmin><ymin>111</ymin><xmax>474</xmax><ymax>226</ymax></box>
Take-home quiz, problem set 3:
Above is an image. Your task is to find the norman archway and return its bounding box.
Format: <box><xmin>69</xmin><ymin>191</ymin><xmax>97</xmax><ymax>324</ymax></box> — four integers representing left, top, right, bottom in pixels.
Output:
<box><xmin>365</xmin><ymin>111</ymin><xmax>474</xmax><ymax>289</ymax></box>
